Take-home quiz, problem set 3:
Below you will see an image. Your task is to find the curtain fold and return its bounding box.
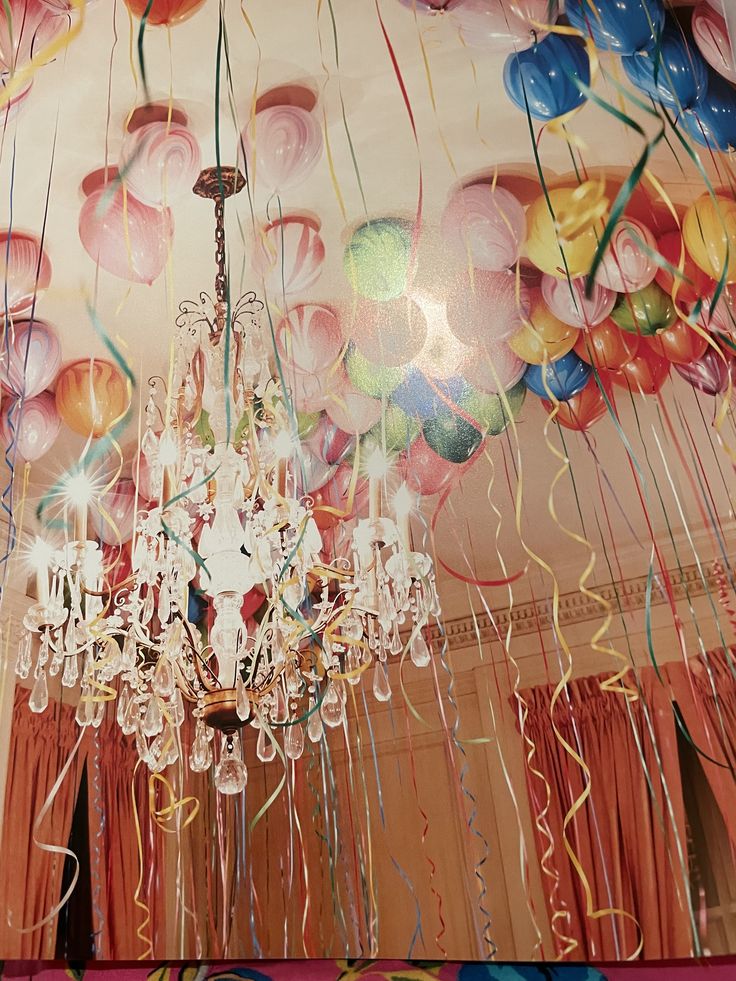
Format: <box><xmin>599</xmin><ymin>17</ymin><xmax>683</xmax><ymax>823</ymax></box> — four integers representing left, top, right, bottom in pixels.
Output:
<box><xmin>521</xmin><ymin>667</ymin><xmax>693</xmax><ymax>961</ymax></box>
<box><xmin>0</xmin><ymin>687</ymin><xmax>85</xmax><ymax>958</ymax></box>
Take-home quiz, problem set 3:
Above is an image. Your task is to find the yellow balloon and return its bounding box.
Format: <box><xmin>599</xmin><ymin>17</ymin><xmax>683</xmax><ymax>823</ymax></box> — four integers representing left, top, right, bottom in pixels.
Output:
<box><xmin>525</xmin><ymin>188</ymin><xmax>607</xmax><ymax>279</ymax></box>
<box><xmin>508</xmin><ymin>297</ymin><xmax>577</xmax><ymax>364</ymax></box>
<box><xmin>683</xmin><ymin>194</ymin><xmax>736</xmax><ymax>283</ymax></box>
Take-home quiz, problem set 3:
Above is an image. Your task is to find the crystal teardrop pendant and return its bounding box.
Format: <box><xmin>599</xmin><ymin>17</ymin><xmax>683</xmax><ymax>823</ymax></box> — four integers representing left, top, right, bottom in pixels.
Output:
<box><xmin>320</xmin><ymin>680</ymin><xmax>345</xmax><ymax>728</ymax></box>
<box><xmin>142</xmin><ymin>696</ymin><xmax>164</xmax><ymax>737</ymax></box>
<box><xmin>236</xmin><ymin>675</ymin><xmax>250</xmax><ymax>721</ymax></box>
<box><xmin>76</xmin><ymin>692</ymin><xmax>95</xmax><ymax>727</ymax></box>
<box><xmin>15</xmin><ymin>632</ymin><xmax>32</xmax><ymax>679</ymax></box>
<box><xmin>256</xmin><ymin>724</ymin><xmax>277</xmax><ymax>762</ymax></box>
<box><xmin>117</xmin><ymin>685</ymin><xmax>132</xmax><ymax>728</ymax></box>
<box><xmin>215</xmin><ymin>738</ymin><xmax>248</xmax><ymax>794</ymax></box>
<box><xmin>122</xmin><ymin>693</ymin><xmax>140</xmax><ymax>735</ymax></box>
<box><xmin>284</xmin><ymin>721</ymin><xmax>305</xmax><ymax>760</ymax></box>
<box><xmin>410</xmin><ymin>631</ymin><xmax>431</xmax><ymax>668</ymax></box>
<box><xmin>307</xmin><ymin>702</ymin><xmax>323</xmax><ymax>743</ymax></box>
<box><xmin>29</xmin><ymin>668</ymin><xmax>48</xmax><ymax>714</ymax></box>
<box><xmin>189</xmin><ymin>724</ymin><xmax>213</xmax><ymax>773</ymax></box>
<box><xmin>372</xmin><ymin>661</ymin><xmax>392</xmax><ymax>702</ymax></box>
<box><xmin>152</xmin><ymin>656</ymin><xmax>175</xmax><ymax>697</ymax></box>
<box><xmin>62</xmin><ymin>654</ymin><xmax>78</xmax><ymax>688</ymax></box>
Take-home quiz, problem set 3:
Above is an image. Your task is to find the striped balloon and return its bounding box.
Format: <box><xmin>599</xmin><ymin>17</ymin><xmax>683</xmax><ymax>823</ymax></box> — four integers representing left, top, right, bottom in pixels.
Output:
<box><xmin>252</xmin><ymin>216</ymin><xmax>325</xmax><ymax>297</ymax></box>
<box><xmin>55</xmin><ymin>358</ymin><xmax>130</xmax><ymax>438</ymax></box>
<box><xmin>275</xmin><ymin>303</ymin><xmax>342</xmax><ymax>374</ymax></box>
<box><xmin>1</xmin><ymin>391</ymin><xmax>60</xmax><ymax>462</ymax></box>
<box><xmin>0</xmin><ymin>230</ymin><xmax>52</xmax><ymax>317</ymax></box>
<box><xmin>594</xmin><ymin>218</ymin><xmax>658</xmax><ymax>294</ymax></box>
<box><xmin>119</xmin><ymin>121</ymin><xmax>201</xmax><ymax>207</ymax></box>
<box><xmin>0</xmin><ymin>318</ymin><xmax>61</xmax><ymax>398</ymax></box>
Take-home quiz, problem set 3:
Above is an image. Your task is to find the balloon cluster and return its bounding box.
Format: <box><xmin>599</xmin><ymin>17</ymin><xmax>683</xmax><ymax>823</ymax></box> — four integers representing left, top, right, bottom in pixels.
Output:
<box><xmin>0</xmin><ymin>229</ymin><xmax>131</xmax><ymax>461</ymax></box>
<box><xmin>79</xmin><ymin>112</ymin><xmax>201</xmax><ymax>284</ymax></box>
<box><xmin>0</xmin><ymin>0</ymin><xmax>72</xmax><ymax>121</ymax></box>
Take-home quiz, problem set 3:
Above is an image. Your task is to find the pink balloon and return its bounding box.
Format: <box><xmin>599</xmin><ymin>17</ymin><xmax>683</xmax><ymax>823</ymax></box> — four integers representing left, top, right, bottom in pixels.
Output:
<box><xmin>0</xmin><ymin>0</ymin><xmax>66</xmax><ymax>73</ymax></box>
<box><xmin>400</xmin><ymin>435</ymin><xmax>458</xmax><ymax>496</ymax></box>
<box><xmin>461</xmin><ymin>339</ymin><xmax>526</xmax><ymax>394</ymax></box>
<box><xmin>294</xmin><ymin>448</ymin><xmax>337</xmax><ymax>496</ymax></box>
<box><xmin>91</xmin><ymin>477</ymin><xmax>138</xmax><ymax>545</ymax></box>
<box><xmin>252</xmin><ymin>216</ymin><xmax>325</xmax><ymax>297</ymax></box>
<box><xmin>0</xmin><ymin>230</ymin><xmax>52</xmax><ymax>317</ymax></box>
<box><xmin>312</xmin><ymin>462</ymin><xmax>369</xmax><ymax>519</ymax></box>
<box><xmin>541</xmin><ymin>273</ymin><xmax>615</xmax><ymax>329</ymax></box>
<box><xmin>240</xmin><ymin>105</ymin><xmax>323</xmax><ymax>195</ymax></box>
<box><xmin>275</xmin><ymin>303</ymin><xmax>342</xmax><ymax>374</ymax></box>
<box><xmin>306</xmin><ymin>413</ymin><xmax>355</xmax><ymax>465</ymax></box>
<box><xmin>0</xmin><ymin>318</ymin><xmax>61</xmax><ymax>397</ymax></box>
<box><xmin>288</xmin><ymin>362</ymin><xmax>348</xmax><ymax>413</ymax></box>
<box><xmin>449</xmin><ymin>0</ymin><xmax>558</xmax><ymax>52</ymax></box>
<box><xmin>594</xmin><ymin>218</ymin><xmax>657</xmax><ymax>293</ymax></box>
<box><xmin>704</xmin><ymin>0</ymin><xmax>725</xmax><ymax>12</ymax></box>
<box><xmin>0</xmin><ymin>77</ymin><xmax>33</xmax><ymax>124</ymax></box>
<box><xmin>447</xmin><ymin>270</ymin><xmax>530</xmax><ymax>345</ymax></box>
<box><xmin>1</xmin><ymin>390</ymin><xmax>60</xmax><ymax>462</ymax></box>
<box><xmin>325</xmin><ymin>389</ymin><xmax>382</xmax><ymax>435</ymax></box>
<box><xmin>119</xmin><ymin>121</ymin><xmax>201</xmax><ymax>207</ymax></box>
<box><xmin>692</xmin><ymin>4</ymin><xmax>736</xmax><ymax>84</ymax></box>
<box><xmin>694</xmin><ymin>291</ymin><xmax>736</xmax><ymax>338</ymax></box>
<box><xmin>79</xmin><ymin>181</ymin><xmax>173</xmax><ymax>285</ymax></box>
<box><xmin>441</xmin><ymin>184</ymin><xmax>526</xmax><ymax>271</ymax></box>
<box><xmin>351</xmin><ymin>296</ymin><xmax>427</xmax><ymax>367</ymax></box>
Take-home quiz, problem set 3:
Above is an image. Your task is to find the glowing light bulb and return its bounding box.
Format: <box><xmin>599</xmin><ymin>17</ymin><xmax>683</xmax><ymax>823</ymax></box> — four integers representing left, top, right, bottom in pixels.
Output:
<box><xmin>392</xmin><ymin>483</ymin><xmax>414</xmax><ymax>549</ymax></box>
<box><xmin>158</xmin><ymin>428</ymin><xmax>178</xmax><ymax>466</ymax></box>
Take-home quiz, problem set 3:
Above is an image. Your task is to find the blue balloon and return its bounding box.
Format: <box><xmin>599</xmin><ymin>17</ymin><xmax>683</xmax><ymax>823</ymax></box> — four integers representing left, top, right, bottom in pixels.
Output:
<box><xmin>566</xmin><ymin>0</ymin><xmax>665</xmax><ymax>56</ymax></box>
<box><xmin>503</xmin><ymin>34</ymin><xmax>590</xmax><ymax>121</ymax></box>
<box><xmin>523</xmin><ymin>353</ymin><xmax>591</xmax><ymax>401</ymax></box>
<box><xmin>679</xmin><ymin>72</ymin><xmax>736</xmax><ymax>152</ymax></box>
<box><xmin>621</xmin><ymin>19</ymin><xmax>708</xmax><ymax>110</ymax></box>
<box><xmin>391</xmin><ymin>369</ymin><xmax>467</xmax><ymax>421</ymax></box>
<box><xmin>187</xmin><ymin>588</ymin><xmax>206</xmax><ymax>625</ymax></box>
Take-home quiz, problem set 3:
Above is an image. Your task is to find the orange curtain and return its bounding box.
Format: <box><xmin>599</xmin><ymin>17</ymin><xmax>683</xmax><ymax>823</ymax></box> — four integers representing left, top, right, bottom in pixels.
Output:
<box><xmin>0</xmin><ymin>687</ymin><xmax>85</xmax><ymax>958</ymax></box>
<box><xmin>663</xmin><ymin>649</ymin><xmax>736</xmax><ymax>848</ymax></box>
<box><xmin>522</xmin><ymin>667</ymin><xmax>693</xmax><ymax>961</ymax></box>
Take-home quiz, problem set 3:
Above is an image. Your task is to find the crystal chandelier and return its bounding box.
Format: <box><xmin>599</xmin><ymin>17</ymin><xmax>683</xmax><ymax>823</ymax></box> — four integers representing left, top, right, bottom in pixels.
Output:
<box><xmin>18</xmin><ymin>167</ymin><xmax>440</xmax><ymax>795</ymax></box>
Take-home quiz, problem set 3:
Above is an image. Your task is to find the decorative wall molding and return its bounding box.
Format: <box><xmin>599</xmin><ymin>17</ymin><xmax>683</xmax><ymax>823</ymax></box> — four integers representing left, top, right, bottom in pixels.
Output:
<box><xmin>426</xmin><ymin>558</ymin><xmax>728</xmax><ymax>654</ymax></box>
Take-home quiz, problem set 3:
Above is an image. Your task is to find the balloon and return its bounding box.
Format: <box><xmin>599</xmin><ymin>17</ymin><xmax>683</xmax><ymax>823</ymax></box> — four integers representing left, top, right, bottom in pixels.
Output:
<box><xmin>367</xmin><ymin>403</ymin><xmax>419</xmax><ymax>453</ymax></box>
<box><xmin>525</xmin><ymin>188</ymin><xmax>607</xmax><ymax>279</ymax></box>
<box><xmin>540</xmin><ymin>273</ymin><xmax>615</xmax><ymax>329</ymax></box>
<box><xmin>0</xmin><ymin>0</ymin><xmax>65</xmax><ymax>73</ymax></box>
<box><xmin>523</xmin><ymin>351</ymin><xmax>591</xmax><ymax>401</ymax></box>
<box><xmin>289</xmin><ymin>363</ymin><xmax>347</xmax><ymax>413</ymax></box>
<box><xmin>91</xmin><ymin>478</ymin><xmax>138</xmax><ymax>545</ymax></box>
<box><xmin>610</xmin><ymin>281</ymin><xmax>677</xmax><ymax>335</ymax></box>
<box><xmin>541</xmin><ymin>378</ymin><xmax>609</xmax><ymax>431</ymax></box>
<box><xmin>675</xmin><ymin>347</ymin><xmax>735</xmax><ymax>395</ymax></box>
<box><xmin>275</xmin><ymin>304</ymin><xmax>342</xmax><ymax>374</ymax></box>
<box><xmin>391</xmin><ymin>370</ymin><xmax>467</xmax><ymax>421</ymax></box>
<box><xmin>441</xmin><ymin>183</ymin><xmax>526</xmax><ymax>271</ymax></box>
<box><xmin>55</xmin><ymin>359</ymin><xmax>130</xmax><ymax>438</ymax></box>
<box><xmin>0</xmin><ymin>230</ymin><xmax>52</xmax><ymax>317</ymax></box>
<box><xmin>397</xmin><ymin>0</ymin><xmax>454</xmax><ymax>10</ymax></box>
<box><xmin>574</xmin><ymin>318</ymin><xmax>640</xmax><ymax>371</ymax></box>
<box><xmin>422</xmin><ymin>410</ymin><xmax>484</xmax><ymax>464</ymax></box>
<box><xmin>0</xmin><ymin>319</ymin><xmax>60</xmax><ymax>398</ymax></box>
<box><xmin>609</xmin><ymin>347</ymin><xmax>670</xmax><ymax>394</ymax></box>
<box><xmin>692</xmin><ymin>4</ymin><xmax>736</xmax><ymax>85</ymax></box>
<box><xmin>645</xmin><ymin>320</ymin><xmax>710</xmax><ymax>365</ymax></box>
<box><xmin>447</xmin><ymin>270</ymin><xmax>530</xmax><ymax>345</ymax></box>
<box><xmin>654</xmin><ymin>229</ymin><xmax>715</xmax><ymax>304</ymax></box>
<box><xmin>461</xmin><ymin>338</ymin><xmax>526</xmax><ymax>394</ymax></box>
<box><xmin>123</xmin><ymin>0</ymin><xmax>206</xmax><ymax>25</ymax></box>
<box><xmin>294</xmin><ymin>450</ymin><xmax>336</xmax><ymax>496</ymax></box>
<box><xmin>296</xmin><ymin>410</ymin><xmax>321</xmax><ymax>440</ymax></box>
<box><xmin>594</xmin><ymin>218</ymin><xmax>658</xmax><ymax>293</ymax></box>
<box><xmin>305</xmin><ymin>413</ymin><xmax>355</xmax><ymax>466</ymax></box>
<box><xmin>450</xmin><ymin>0</ymin><xmax>557</xmax><ymax>51</ymax></box>
<box><xmin>311</xmin><ymin>463</ymin><xmax>369</xmax><ymax>531</ymax></box>
<box><xmin>400</xmin><ymin>435</ymin><xmax>458</xmax><ymax>496</ymax></box>
<box><xmin>78</xmin><ymin>182</ymin><xmax>173</xmax><ymax>285</ymax></box>
<box><xmin>119</xmin><ymin>121</ymin><xmax>201</xmax><ymax>208</ymax></box>
<box><xmin>504</xmin><ymin>34</ymin><xmax>590</xmax><ymax>122</ymax></box>
<box><xmin>565</xmin><ymin>0</ymin><xmax>664</xmax><ymax>55</ymax></box>
<box><xmin>0</xmin><ymin>77</ymin><xmax>33</xmax><ymax>125</ymax></box>
<box><xmin>457</xmin><ymin>380</ymin><xmax>526</xmax><ymax>436</ymax></box>
<box><xmin>1</xmin><ymin>391</ymin><xmax>60</xmax><ymax>461</ymax></box>
<box><xmin>343</xmin><ymin>219</ymin><xmax>413</xmax><ymax>301</ymax></box>
<box><xmin>325</xmin><ymin>390</ymin><xmax>382</xmax><ymax>435</ymax></box>
<box><xmin>507</xmin><ymin>294</ymin><xmax>577</xmax><ymax>364</ymax></box>
<box><xmin>252</xmin><ymin>216</ymin><xmax>325</xmax><ymax>297</ymax></box>
<box><xmin>704</xmin><ymin>0</ymin><xmax>724</xmax><ymax>11</ymax></box>
<box><xmin>349</xmin><ymin>296</ymin><xmax>427</xmax><ymax>367</ymax></box>
<box><xmin>240</xmin><ymin>105</ymin><xmax>322</xmax><ymax>195</ymax></box>
<box><xmin>101</xmin><ymin>541</ymin><xmax>133</xmax><ymax>594</ymax></box>
<box><xmin>694</xmin><ymin>292</ymin><xmax>736</xmax><ymax>339</ymax></box>
<box><xmin>683</xmin><ymin>193</ymin><xmax>736</xmax><ymax>283</ymax></box>
<box><xmin>344</xmin><ymin>345</ymin><xmax>404</xmax><ymax>398</ymax></box>
<box><xmin>621</xmin><ymin>19</ymin><xmax>708</xmax><ymax>109</ymax></box>
<box><xmin>679</xmin><ymin>73</ymin><xmax>736</xmax><ymax>152</ymax></box>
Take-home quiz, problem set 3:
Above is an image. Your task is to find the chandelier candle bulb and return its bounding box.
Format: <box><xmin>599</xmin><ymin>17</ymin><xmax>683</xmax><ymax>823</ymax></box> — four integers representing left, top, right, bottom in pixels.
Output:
<box><xmin>369</xmin><ymin>476</ymin><xmax>381</xmax><ymax>522</ymax></box>
<box><xmin>74</xmin><ymin>498</ymin><xmax>88</xmax><ymax>544</ymax></box>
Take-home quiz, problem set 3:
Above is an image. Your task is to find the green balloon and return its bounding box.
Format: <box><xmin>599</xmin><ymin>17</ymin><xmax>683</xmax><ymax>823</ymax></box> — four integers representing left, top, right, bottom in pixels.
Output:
<box><xmin>296</xmin><ymin>410</ymin><xmax>321</xmax><ymax>440</ymax></box>
<box><xmin>458</xmin><ymin>381</ymin><xmax>526</xmax><ymax>437</ymax></box>
<box><xmin>343</xmin><ymin>219</ymin><xmax>413</xmax><ymax>301</ymax></box>
<box><xmin>610</xmin><ymin>282</ymin><xmax>676</xmax><ymax>336</ymax></box>
<box><xmin>195</xmin><ymin>410</ymin><xmax>215</xmax><ymax>449</ymax></box>
<box><xmin>368</xmin><ymin>404</ymin><xmax>419</xmax><ymax>452</ymax></box>
<box><xmin>345</xmin><ymin>345</ymin><xmax>404</xmax><ymax>398</ymax></box>
<box><xmin>422</xmin><ymin>411</ymin><xmax>484</xmax><ymax>464</ymax></box>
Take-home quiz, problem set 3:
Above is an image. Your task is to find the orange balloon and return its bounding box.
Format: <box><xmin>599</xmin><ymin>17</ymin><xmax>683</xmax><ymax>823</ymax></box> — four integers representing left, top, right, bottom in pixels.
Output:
<box><xmin>574</xmin><ymin>318</ymin><xmax>640</xmax><ymax>372</ymax></box>
<box><xmin>124</xmin><ymin>0</ymin><xmax>206</xmax><ymax>26</ymax></box>
<box><xmin>56</xmin><ymin>359</ymin><xmax>130</xmax><ymax>438</ymax></box>
<box><xmin>609</xmin><ymin>348</ymin><xmax>670</xmax><ymax>395</ymax></box>
<box><xmin>541</xmin><ymin>378</ymin><xmax>609</xmax><ymax>431</ymax></box>
<box><xmin>645</xmin><ymin>320</ymin><xmax>709</xmax><ymax>365</ymax></box>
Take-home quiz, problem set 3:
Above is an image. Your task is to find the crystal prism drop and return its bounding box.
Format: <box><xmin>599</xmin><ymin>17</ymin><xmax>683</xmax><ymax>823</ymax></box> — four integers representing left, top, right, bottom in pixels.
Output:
<box><xmin>76</xmin><ymin>693</ymin><xmax>95</xmax><ymax>727</ymax></box>
<box><xmin>152</xmin><ymin>657</ymin><xmax>175</xmax><ymax>697</ymax></box>
<box><xmin>256</xmin><ymin>725</ymin><xmax>276</xmax><ymax>762</ymax></box>
<box><xmin>410</xmin><ymin>631</ymin><xmax>431</xmax><ymax>668</ymax></box>
<box><xmin>214</xmin><ymin>756</ymin><xmax>248</xmax><ymax>795</ymax></box>
<box><xmin>307</xmin><ymin>705</ymin><xmax>323</xmax><ymax>743</ymax></box>
<box><xmin>117</xmin><ymin>686</ymin><xmax>131</xmax><ymax>727</ymax></box>
<box><xmin>15</xmin><ymin>632</ymin><xmax>32</xmax><ymax>679</ymax></box>
<box><xmin>142</xmin><ymin>589</ymin><xmax>154</xmax><ymax>625</ymax></box>
<box><xmin>372</xmin><ymin>662</ymin><xmax>392</xmax><ymax>702</ymax></box>
<box><xmin>389</xmin><ymin>625</ymin><xmax>403</xmax><ymax>657</ymax></box>
<box><xmin>122</xmin><ymin>633</ymin><xmax>137</xmax><ymax>670</ymax></box>
<box><xmin>284</xmin><ymin>722</ymin><xmax>305</xmax><ymax>761</ymax></box>
<box><xmin>189</xmin><ymin>723</ymin><xmax>213</xmax><ymax>772</ymax></box>
<box><xmin>62</xmin><ymin>655</ymin><xmax>78</xmax><ymax>688</ymax></box>
<box><xmin>168</xmin><ymin>688</ymin><xmax>185</xmax><ymax>727</ymax></box>
<box><xmin>321</xmin><ymin>681</ymin><xmax>345</xmax><ymax>728</ymax></box>
<box><xmin>122</xmin><ymin>694</ymin><xmax>139</xmax><ymax>735</ymax></box>
<box><xmin>29</xmin><ymin>668</ymin><xmax>48</xmax><ymax>714</ymax></box>
<box><xmin>92</xmin><ymin>698</ymin><xmax>106</xmax><ymax>728</ymax></box>
<box><xmin>235</xmin><ymin>676</ymin><xmax>250</xmax><ymax>721</ymax></box>
<box><xmin>142</xmin><ymin>697</ymin><xmax>163</xmax><ymax>737</ymax></box>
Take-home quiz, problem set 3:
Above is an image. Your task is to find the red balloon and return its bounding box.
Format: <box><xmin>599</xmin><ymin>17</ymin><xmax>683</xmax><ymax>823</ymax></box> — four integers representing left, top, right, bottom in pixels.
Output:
<box><xmin>100</xmin><ymin>541</ymin><xmax>133</xmax><ymax>593</ymax></box>
<box><xmin>609</xmin><ymin>347</ymin><xmax>670</xmax><ymax>395</ymax></box>
<box><xmin>655</xmin><ymin>230</ymin><xmax>715</xmax><ymax>305</ymax></box>
<box><xmin>306</xmin><ymin>413</ymin><xmax>355</xmax><ymax>466</ymax></box>
<box><xmin>310</xmin><ymin>463</ymin><xmax>368</xmax><ymax>530</ymax></box>
<box><xmin>645</xmin><ymin>320</ymin><xmax>709</xmax><ymax>365</ymax></box>
<box><xmin>574</xmin><ymin>318</ymin><xmax>640</xmax><ymax>371</ymax></box>
<box><xmin>123</xmin><ymin>0</ymin><xmax>206</xmax><ymax>25</ymax></box>
<box><xmin>541</xmin><ymin>378</ymin><xmax>609</xmax><ymax>431</ymax></box>
<box><xmin>399</xmin><ymin>435</ymin><xmax>459</xmax><ymax>497</ymax></box>
<box><xmin>242</xmin><ymin>587</ymin><xmax>265</xmax><ymax>620</ymax></box>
